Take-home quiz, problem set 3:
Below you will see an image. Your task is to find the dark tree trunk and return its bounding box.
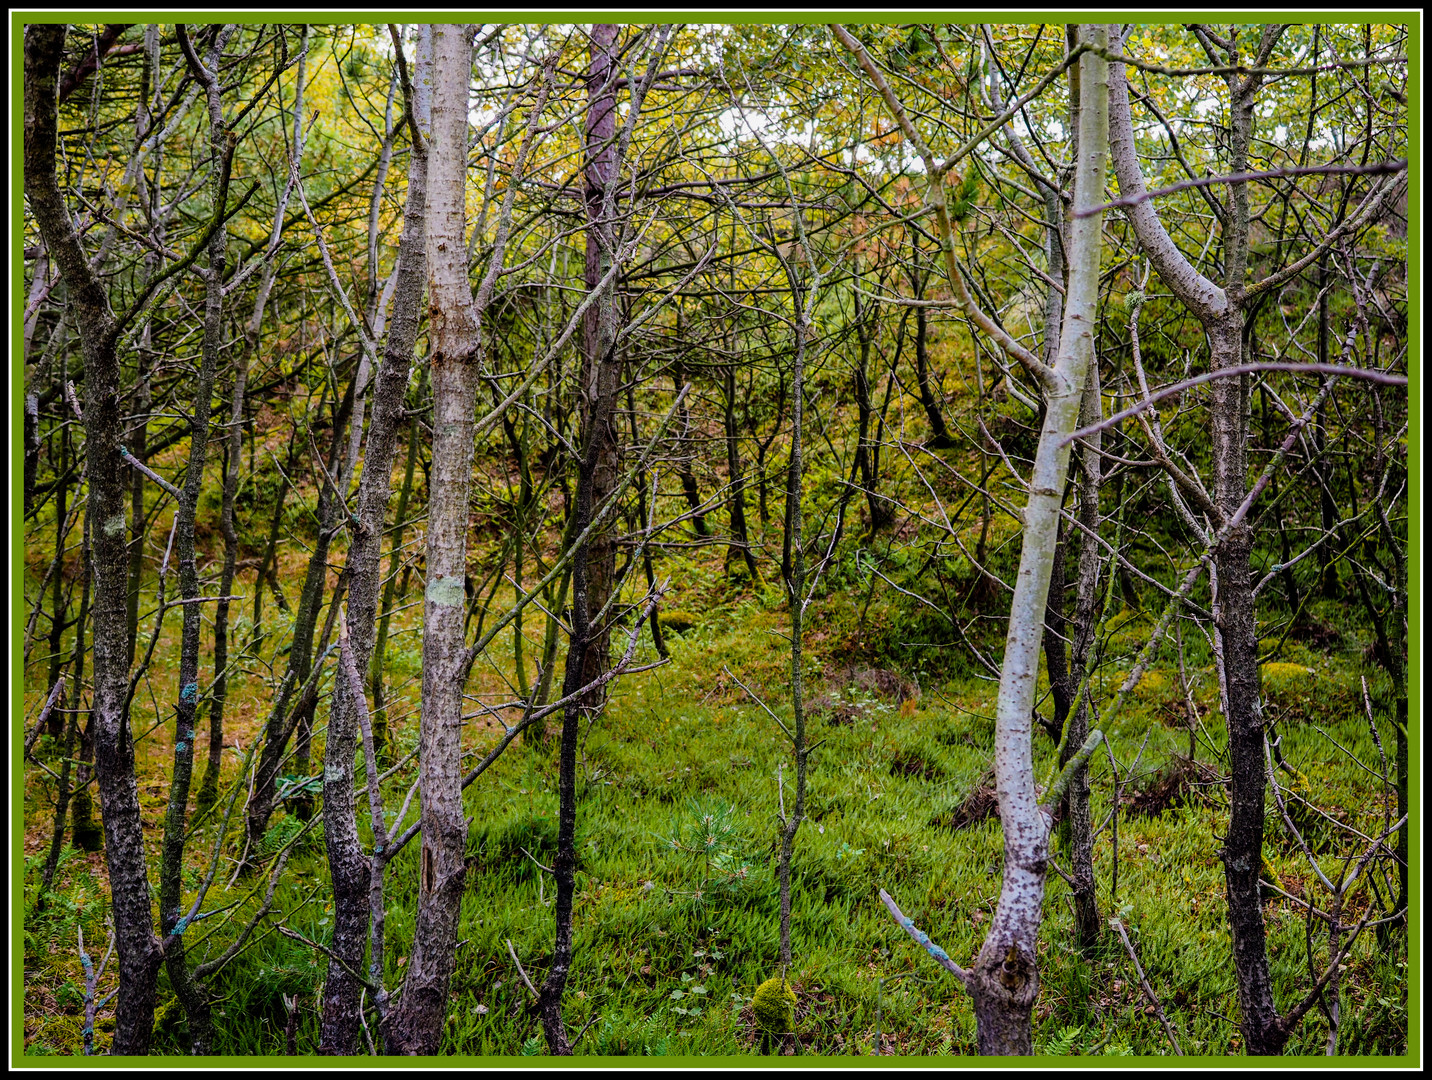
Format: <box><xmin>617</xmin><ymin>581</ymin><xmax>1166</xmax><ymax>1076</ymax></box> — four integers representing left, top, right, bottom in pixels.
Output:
<box><xmin>852</xmin><ymin>282</ymin><xmax>892</xmax><ymax>533</ymax></box>
<box><xmin>723</xmin><ymin>363</ymin><xmax>759</xmax><ymax>580</ymax></box>
<box><xmin>912</xmin><ymin>285</ymin><xmax>954</xmax><ymax>449</ymax></box>
<box><xmin>24</xmin><ymin>389</ymin><xmax>41</xmax><ymax>518</ymax></box>
<box><xmin>540</xmin><ymin>23</ymin><xmax>625</xmax><ymax>1054</ymax></box>
<box><xmin>371</xmin><ymin>395</ymin><xmax>423</xmax><ymax>758</ymax></box>
<box><xmin>26</xmin><ymin>22</ymin><xmax>162</xmax><ymax>1053</ymax></box>
<box><xmin>125</xmin><ymin>371</ymin><xmax>149</xmax><ymax>670</ymax></box>
<box><xmin>46</xmin><ymin>422</ymin><xmax>71</xmax><ymax>736</ymax></box>
<box><xmin>673</xmin><ymin>355</ymin><xmax>707</xmax><ymax>537</ymax></box>
<box><xmin>40</xmin><ymin>506</ymin><xmax>90</xmax><ymax>905</ymax></box>
<box><xmin>242</xmin><ymin>371</ymin><xmax>356</xmax><ymax>856</ymax></box>
<box><xmin>160</xmin><ymin>26</ymin><xmax>237</xmax><ymax>1052</ymax></box>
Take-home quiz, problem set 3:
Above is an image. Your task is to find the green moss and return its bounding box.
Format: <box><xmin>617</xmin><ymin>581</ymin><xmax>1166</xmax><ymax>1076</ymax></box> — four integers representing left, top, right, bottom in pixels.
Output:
<box><xmin>752</xmin><ymin>975</ymin><xmax>796</xmax><ymax>1034</ymax></box>
<box><xmin>70</xmin><ymin>789</ymin><xmax>103</xmax><ymax>852</ymax></box>
<box><xmin>660</xmin><ymin>609</ymin><xmax>698</xmax><ymax>634</ymax></box>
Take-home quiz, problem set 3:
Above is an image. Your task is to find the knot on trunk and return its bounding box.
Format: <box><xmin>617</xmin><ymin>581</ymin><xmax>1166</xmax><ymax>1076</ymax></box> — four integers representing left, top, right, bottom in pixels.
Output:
<box><xmin>997</xmin><ymin>945</ymin><xmax>1033</xmax><ymax>992</ymax></box>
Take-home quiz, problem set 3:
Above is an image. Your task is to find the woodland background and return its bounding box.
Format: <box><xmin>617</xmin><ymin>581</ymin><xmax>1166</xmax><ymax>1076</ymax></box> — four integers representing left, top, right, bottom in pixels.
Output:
<box><xmin>19</xmin><ymin>21</ymin><xmax>1410</xmax><ymax>1058</ymax></box>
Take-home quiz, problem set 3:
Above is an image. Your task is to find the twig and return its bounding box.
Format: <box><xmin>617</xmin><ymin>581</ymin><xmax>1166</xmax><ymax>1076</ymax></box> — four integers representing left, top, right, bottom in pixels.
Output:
<box><xmin>723</xmin><ymin>665</ymin><xmax>795</xmax><ymax>743</ymax></box>
<box><xmin>358</xmin><ymin>987</ymin><xmax>376</xmax><ymax>1056</ymax></box>
<box><xmin>78</xmin><ymin>920</ymin><xmax>113</xmax><ymax>1055</ymax></box>
<box><xmin>1109</xmin><ymin>917</ymin><xmax>1183</xmax><ymax>1055</ymax></box>
<box><xmin>877</xmin><ymin>888</ymin><xmax>971</xmax><ymax>985</ymax></box>
<box><xmin>506</xmin><ymin>939</ymin><xmax>539</xmax><ymax>1000</ymax></box>
<box><xmin>1076</xmin><ymin>158</ymin><xmax>1406</xmax><ymax>217</ymax></box>
<box><xmin>573</xmin><ymin>1012</ymin><xmax>602</xmax><ymax>1047</ymax></box>
<box><xmin>65</xmin><ymin>380</ymin><xmax>84</xmax><ymax>421</ymax></box>
<box><xmin>119</xmin><ymin>445</ymin><xmax>183</xmax><ymax>499</ymax></box>
<box><xmin>276</xmin><ymin>925</ymin><xmax>378</xmax><ymax>995</ymax></box>
<box><xmin>24</xmin><ymin>675</ymin><xmax>66</xmax><ymax>759</ymax></box>
<box><xmin>1063</xmin><ymin>362</ymin><xmax>1407</xmax><ymax>446</ymax></box>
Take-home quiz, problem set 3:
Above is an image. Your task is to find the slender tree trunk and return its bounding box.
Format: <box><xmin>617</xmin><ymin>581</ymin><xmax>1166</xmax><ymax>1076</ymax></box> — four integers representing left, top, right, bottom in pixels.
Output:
<box><xmin>160</xmin><ymin>26</ymin><xmax>238</xmax><ymax>1052</ymax></box>
<box><xmin>1061</xmin><ymin>369</ymin><xmax>1104</xmax><ymax>951</ymax></box>
<box><xmin>852</xmin><ymin>284</ymin><xmax>890</xmax><ymax>533</ymax></box>
<box><xmin>46</xmin><ymin>423</ymin><xmax>71</xmax><ymax>734</ymax></box>
<box><xmin>372</xmin><ymin>394</ymin><xmax>423</xmax><ymax>757</ymax></box>
<box><xmin>243</xmin><ymin>370</ymin><xmax>357</xmax><ymax>855</ymax></box>
<box><xmin>1109</xmin><ymin>26</ymin><xmax>1290</xmax><ymax>1053</ymax></box>
<box><xmin>25</xmin><ymin>387</ymin><xmax>41</xmax><ymax>518</ymax></box>
<box><xmin>249</xmin><ymin>448</ymin><xmax>294</xmax><ymax>650</ymax></box>
<box><xmin>775</xmin><ymin>273</ymin><xmax>810</xmax><ymax>973</ymax></box>
<box><xmin>40</xmin><ymin>505</ymin><xmax>89</xmax><ymax>904</ymax></box>
<box><xmin>200</xmin><ymin>28</ymin><xmax>310</xmax><ymax>820</ymax></box>
<box><xmin>125</xmin><ymin>368</ymin><xmax>149</xmax><ymax>670</ymax></box>
<box><xmin>320</xmin><ymin>24</ymin><xmax>430</xmax><ymax>1053</ymax></box>
<box><xmin>723</xmin><ymin>363</ymin><xmax>759</xmax><ymax>580</ymax></box>
<box><xmin>26</xmin><ymin>23</ymin><xmax>162</xmax><ymax>1053</ymax></box>
<box><xmin>962</xmin><ymin>26</ymin><xmax>1109</xmax><ymax>1053</ymax></box>
<box><xmin>673</xmin><ymin>358</ymin><xmax>707</xmax><ymax>537</ymax></box>
<box><xmin>540</xmin><ymin>22</ymin><xmax>624</xmax><ymax>1054</ymax></box>
<box><xmin>540</xmin><ymin>21</ymin><xmax>648</xmax><ymax>1051</ymax></box>
<box><xmin>381</xmin><ymin>24</ymin><xmax>476</xmax><ymax>1054</ymax></box>
<box><xmin>911</xmin><ymin>263</ymin><xmax>954</xmax><ymax>449</ymax></box>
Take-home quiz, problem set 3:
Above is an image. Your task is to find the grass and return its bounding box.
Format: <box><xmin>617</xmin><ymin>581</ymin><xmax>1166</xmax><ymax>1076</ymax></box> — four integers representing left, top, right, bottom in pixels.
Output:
<box><xmin>20</xmin><ymin>551</ymin><xmax>1408</xmax><ymax>1057</ymax></box>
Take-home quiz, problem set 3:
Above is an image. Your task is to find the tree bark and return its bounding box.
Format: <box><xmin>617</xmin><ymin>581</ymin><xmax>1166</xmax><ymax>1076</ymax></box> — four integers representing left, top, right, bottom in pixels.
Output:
<box><xmin>1109</xmin><ymin>25</ymin><xmax>1290</xmax><ymax>1054</ymax></box>
<box><xmin>320</xmin><ymin>22</ymin><xmax>430</xmax><ymax>1054</ymax></box>
<box><xmin>723</xmin><ymin>361</ymin><xmax>760</xmax><ymax>580</ymax></box>
<box><xmin>539</xmin><ymin>23</ymin><xmax>625</xmax><ymax>1054</ymax></box>
<box><xmin>160</xmin><ymin>24</ymin><xmax>237</xmax><ymax>1053</ymax></box>
<box><xmin>381</xmin><ymin>24</ymin><xmax>476</xmax><ymax>1054</ymax></box>
<box><xmin>26</xmin><ymin>22</ymin><xmax>162</xmax><ymax>1053</ymax></box>
<box><xmin>967</xmin><ymin>25</ymin><xmax>1110</xmax><ymax>1053</ymax></box>
<box><xmin>372</xmin><ymin>390</ymin><xmax>424</xmax><ymax>757</ymax></box>
<box><xmin>199</xmin><ymin>26</ymin><xmax>310</xmax><ymax>820</ymax></box>
<box><xmin>241</xmin><ymin>368</ymin><xmax>356</xmax><ymax>855</ymax></box>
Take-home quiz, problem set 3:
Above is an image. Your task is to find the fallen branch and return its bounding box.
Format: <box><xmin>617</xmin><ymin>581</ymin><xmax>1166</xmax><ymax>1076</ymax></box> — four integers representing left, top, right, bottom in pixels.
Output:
<box><xmin>506</xmin><ymin>939</ymin><xmax>539</xmax><ymax>1000</ymax></box>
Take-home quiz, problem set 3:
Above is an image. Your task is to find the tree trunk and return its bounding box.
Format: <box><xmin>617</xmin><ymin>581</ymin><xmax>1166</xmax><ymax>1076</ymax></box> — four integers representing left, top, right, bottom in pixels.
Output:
<box><xmin>46</xmin><ymin>422</ymin><xmax>71</xmax><ymax>734</ymax></box>
<box><xmin>381</xmin><ymin>24</ymin><xmax>476</xmax><ymax>1054</ymax></box>
<box><xmin>539</xmin><ymin>23</ymin><xmax>625</xmax><ymax>1055</ymax></box>
<box><xmin>320</xmin><ymin>23</ymin><xmax>430</xmax><ymax>1053</ymax></box>
<box><xmin>199</xmin><ymin>27</ymin><xmax>310</xmax><ymax>820</ymax></box>
<box><xmin>40</xmin><ymin>506</ymin><xmax>90</xmax><ymax>905</ymax></box>
<box><xmin>674</xmin><ymin>357</ymin><xmax>708</xmax><ymax>537</ymax></box>
<box><xmin>723</xmin><ymin>362</ymin><xmax>760</xmax><ymax>580</ymax></box>
<box><xmin>852</xmin><ymin>284</ymin><xmax>891</xmax><ymax>533</ymax></box>
<box><xmin>160</xmin><ymin>26</ymin><xmax>237</xmax><ymax>1052</ymax></box>
<box><xmin>911</xmin><ymin>263</ymin><xmax>954</xmax><ymax>449</ymax></box>
<box><xmin>1109</xmin><ymin>25</ymin><xmax>1290</xmax><ymax>1053</ymax></box>
<box><xmin>26</xmin><ymin>22</ymin><xmax>162</xmax><ymax>1053</ymax></box>
<box><xmin>372</xmin><ymin>390</ymin><xmax>424</xmax><ymax>759</ymax></box>
<box><xmin>967</xmin><ymin>25</ymin><xmax>1109</xmax><ymax>1053</ymax></box>
<box><xmin>242</xmin><ymin>370</ymin><xmax>356</xmax><ymax>856</ymax></box>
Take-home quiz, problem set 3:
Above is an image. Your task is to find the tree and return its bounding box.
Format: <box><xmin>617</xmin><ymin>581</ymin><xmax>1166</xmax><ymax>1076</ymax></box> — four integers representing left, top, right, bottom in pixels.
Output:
<box><xmin>836</xmin><ymin>20</ymin><xmax>1112</xmax><ymax>1053</ymax></box>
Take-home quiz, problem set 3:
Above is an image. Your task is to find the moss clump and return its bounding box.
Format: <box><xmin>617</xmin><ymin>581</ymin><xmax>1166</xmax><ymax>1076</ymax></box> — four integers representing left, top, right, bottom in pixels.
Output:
<box><xmin>752</xmin><ymin>975</ymin><xmax>796</xmax><ymax>1035</ymax></box>
<box><xmin>1261</xmin><ymin>661</ymin><xmax>1314</xmax><ymax>684</ymax></box>
<box><xmin>70</xmin><ymin>789</ymin><xmax>103</xmax><ymax>852</ymax></box>
<box><xmin>660</xmin><ymin>610</ymin><xmax>698</xmax><ymax>635</ymax></box>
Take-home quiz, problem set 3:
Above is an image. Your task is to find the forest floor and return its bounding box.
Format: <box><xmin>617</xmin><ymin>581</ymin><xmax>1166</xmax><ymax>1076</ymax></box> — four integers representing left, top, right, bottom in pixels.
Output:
<box><xmin>20</xmin><ymin>539</ymin><xmax>1408</xmax><ymax>1058</ymax></box>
